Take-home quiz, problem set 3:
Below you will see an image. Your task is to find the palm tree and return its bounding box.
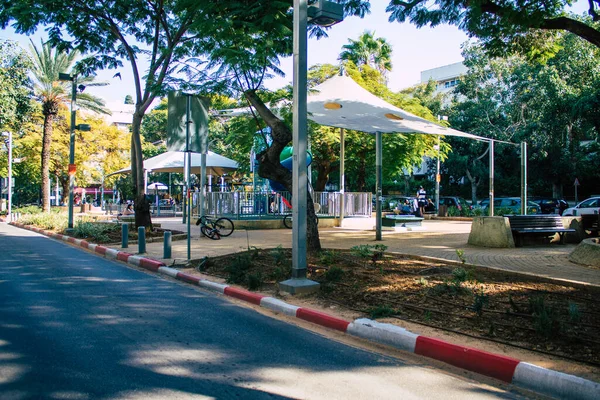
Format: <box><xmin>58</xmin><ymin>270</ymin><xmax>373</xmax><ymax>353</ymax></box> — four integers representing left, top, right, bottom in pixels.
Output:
<box><xmin>339</xmin><ymin>31</ymin><xmax>393</xmax><ymax>81</ymax></box>
<box><xmin>29</xmin><ymin>40</ymin><xmax>108</xmax><ymax>212</ymax></box>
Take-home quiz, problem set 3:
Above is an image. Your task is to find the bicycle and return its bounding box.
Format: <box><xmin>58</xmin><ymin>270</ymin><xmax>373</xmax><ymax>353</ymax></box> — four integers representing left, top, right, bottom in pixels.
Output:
<box><xmin>280</xmin><ymin>196</ymin><xmax>320</xmax><ymax>229</ymax></box>
<box><xmin>196</xmin><ymin>215</ymin><xmax>234</xmax><ymax>240</ymax></box>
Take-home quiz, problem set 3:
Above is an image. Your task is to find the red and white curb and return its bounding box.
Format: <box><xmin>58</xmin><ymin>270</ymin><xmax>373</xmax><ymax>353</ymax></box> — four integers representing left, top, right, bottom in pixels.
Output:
<box><xmin>10</xmin><ymin>222</ymin><xmax>600</xmax><ymax>400</ymax></box>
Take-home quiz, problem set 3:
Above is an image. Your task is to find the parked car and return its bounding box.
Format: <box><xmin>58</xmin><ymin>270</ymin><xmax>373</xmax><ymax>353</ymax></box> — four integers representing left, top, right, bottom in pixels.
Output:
<box><xmin>562</xmin><ymin>196</ymin><xmax>600</xmax><ymax>216</ymax></box>
<box><xmin>439</xmin><ymin>196</ymin><xmax>470</xmax><ymax>212</ymax></box>
<box><xmin>480</xmin><ymin>197</ymin><xmax>541</xmax><ymax>215</ymax></box>
<box><xmin>386</xmin><ymin>196</ymin><xmax>415</xmax><ymax>214</ymax></box>
<box><xmin>531</xmin><ymin>198</ymin><xmax>569</xmax><ymax>215</ymax></box>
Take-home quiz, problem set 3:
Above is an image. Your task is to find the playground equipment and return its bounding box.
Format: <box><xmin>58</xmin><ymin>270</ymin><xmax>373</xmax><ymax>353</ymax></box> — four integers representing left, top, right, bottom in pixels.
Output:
<box><xmin>268</xmin><ymin>146</ymin><xmax>312</xmax><ymax>192</ymax></box>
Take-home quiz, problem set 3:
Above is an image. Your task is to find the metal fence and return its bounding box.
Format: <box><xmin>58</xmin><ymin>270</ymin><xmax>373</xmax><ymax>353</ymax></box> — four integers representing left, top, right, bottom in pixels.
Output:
<box><xmin>104</xmin><ymin>191</ymin><xmax>372</xmax><ymax>220</ymax></box>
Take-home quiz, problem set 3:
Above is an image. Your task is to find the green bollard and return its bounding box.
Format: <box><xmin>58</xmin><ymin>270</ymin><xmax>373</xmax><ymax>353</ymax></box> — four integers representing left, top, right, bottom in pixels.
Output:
<box><xmin>164</xmin><ymin>231</ymin><xmax>172</xmax><ymax>259</ymax></box>
<box><xmin>121</xmin><ymin>223</ymin><xmax>129</xmax><ymax>248</ymax></box>
<box><xmin>138</xmin><ymin>226</ymin><xmax>146</xmax><ymax>254</ymax></box>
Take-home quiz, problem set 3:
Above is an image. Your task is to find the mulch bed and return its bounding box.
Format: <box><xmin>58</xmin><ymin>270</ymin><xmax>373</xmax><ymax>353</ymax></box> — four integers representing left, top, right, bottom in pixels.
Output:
<box><xmin>186</xmin><ymin>247</ymin><xmax>600</xmax><ymax>366</ymax></box>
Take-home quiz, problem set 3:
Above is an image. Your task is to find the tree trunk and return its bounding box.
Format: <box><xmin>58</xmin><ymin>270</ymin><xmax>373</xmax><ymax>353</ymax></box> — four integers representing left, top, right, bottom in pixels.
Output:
<box><xmin>131</xmin><ymin>112</ymin><xmax>152</xmax><ymax>230</ymax></box>
<box><xmin>244</xmin><ymin>89</ymin><xmax>321</xmax><ymax>251</ymax></box>
<box><xmin>465</xmin><ymin>169</ymin><xmax>480</xmax><ymax>205</ymax></box>
<box><xmin>40</xmin><ymin>112</ymin><xmax>54</xmax><ymax>212</ymax></box>
<box><xmin>314</xmin><ymin>161</ymin><xmax>336</xmax><ymax>191</ymax></box>
<box><xmin>356</xmin><ymin>151</ymin><xmax>367</xmax><ymax>192</ymax></box>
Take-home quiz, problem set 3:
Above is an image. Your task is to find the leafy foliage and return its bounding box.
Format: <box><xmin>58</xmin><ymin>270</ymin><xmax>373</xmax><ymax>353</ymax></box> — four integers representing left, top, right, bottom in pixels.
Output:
<box><xmin>0</xmin><ymin>39</ymin><xmax>32</xmax><ymax>132</ymax></box>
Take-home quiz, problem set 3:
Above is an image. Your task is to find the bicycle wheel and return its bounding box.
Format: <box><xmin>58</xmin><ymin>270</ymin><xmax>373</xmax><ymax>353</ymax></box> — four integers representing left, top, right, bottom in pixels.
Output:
<box><xmin>214</xmin><ymin>217</ymin><xmax>234</xmax><ymax>237</ymax></box>
<box><xmin>283</xmin><ymin>214</ymin><xmax>293</xmax><ymax>229</ymax></box>
<box><xmin>201</xmin><ymin>225</ymin><xmax>221</xmax><ymax>240</ymax></box>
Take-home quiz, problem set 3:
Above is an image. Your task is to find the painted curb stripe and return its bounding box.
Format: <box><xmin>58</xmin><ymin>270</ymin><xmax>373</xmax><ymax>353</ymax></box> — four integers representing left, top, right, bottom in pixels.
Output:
<box><xmin>95</xmin><ymin>246</ymin><xmax>108</xmax><ymax>255</ymax></box>
<box><xmin>67</xmin><ymin>237</ymin><xmax>76</xmax><ymax>243</ymax></box>
<box><xmin>260</xmin><ymin>297</ymin><xmax>300</xmax><ymax>317</ymax></box>
<box><xmin>296</xmin><ymin>308</ymin><xmax>350</xmax><ymax>332</ymax></box>
<box><xmin>80</xmin><ymin>240</ymin><xmax>89</xmax><ymax>249</ymax></box>
<box><xmin>105</xmin><ymin>248</ymin><xmax>119</xmax><ymax>260</ymax></box>
<box><xmin>415</xmin><ymin>336</ymin><xmax>520</xmax><ymax>383</ymax></box>
<box><xmin>127</xmin><ymin>255</ymin><xmax>142</xmax><ymax>267</ymax></box>
<box><xmin>158</xmin><ymin>266</ymin><xmax>179</xmax><ymax>278</ymax></box>
<box><xmin>513</xmin><ymin>362</ymin><xmax>600</xmax><ymax>400</ymax></box>
<box><xmin>347</xmin><ymin>318</ymin><xmax>418</xmax><ymax>353</ymax></box>
<box><xmin>198</xmin><ymin>280</ymin><xmax>228</xmax><ymax>293</ymax></box>
<box><xmin>224</xmin><ymin>287</ymin><xmax>264</xmax><ymax>305</ymax></box>
<box><xmin>176</xmin><ymin>272</ymin><xmax>201</xmax><ymax>284</ymax></box>
<box><xmin>139</xmin><ymin>258</ymin><xmax>164</xmax><ymax>271</ymax></box>
<box><xmin>117</xmin><ymin>252</ymin><xmax>130</xmax><ymax>262</ymax></box>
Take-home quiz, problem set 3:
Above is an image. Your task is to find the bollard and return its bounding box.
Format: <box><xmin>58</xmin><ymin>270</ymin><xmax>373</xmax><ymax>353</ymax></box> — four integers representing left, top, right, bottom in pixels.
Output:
<box><xmin>138</xmin><ymin>226</ymin><xmax>146</xmax><ymax>254</ymax></box>
<box><xmin>121</xmin><ymin>223</ymin><xmax>129</xmax><ymax>248</ymax></box>
<box><xmin>163</xmin><ymin>231</ymin><xmax>172</xmax><ymax>259</ymax></box>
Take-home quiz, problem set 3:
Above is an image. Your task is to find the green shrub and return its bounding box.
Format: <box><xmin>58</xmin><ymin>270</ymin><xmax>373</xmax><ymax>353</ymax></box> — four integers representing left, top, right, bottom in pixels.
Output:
<box><xmin>73</xmin><ymin>221</ymin><xmax>120</xmax><ymax>243</ymax></box>
<box><xmin>472</xmin><ymin>289</ymin><xmax>489</xmax><ymax>316</ymax></box>
<box><xmin>19</xmin><ymin>212</ymin><xmax>67</xmax><ymax>231</ymax></box>
<box><xmin>270</xmin><ymin>245</ymin><xmax>287</xmax><ymax>266</ymax></box>
<box><xmin>319</xmin><ymin>250</ymin><xmax>339</xmax><ymax>266</ymax></box>
<box><xmin>225</xmin><ymin>254</ymin><xmax>252</xmax><ymax>284</ymax></box>
<box><xmin>369</xmin><ymin>305</ymin><xmax>395</xmax><ymax>319</ymax></box>
<box><xmin>14</xmin><ymin>205</ymin><xmax>44</xmax><ymax>214</ymax></box>
<box><xmin>324</xmin><ymin>266</ymin><xmax>344</xmax><ymax>283</ymax></box>
<box><xmin>529</xmin><ymin>296</ymin><xmax>562</xmax><ymax>338</ymax></box>
<box><xmin>350</xmin><ymin>244</ymin><xmax>388</xmax><ymax>265</ymax></box>
<box><xmin>247</xmin><ymin>272</ymin><xmax>263</xmax><ymax>291</ymax></box>
<box><xmin>447</xmin><ymin>206</ymin><xmax>461</xmax><ymax>217</ymax></box>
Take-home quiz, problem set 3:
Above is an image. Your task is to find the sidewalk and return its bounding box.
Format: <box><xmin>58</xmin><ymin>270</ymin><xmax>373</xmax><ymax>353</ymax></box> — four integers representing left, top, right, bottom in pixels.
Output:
<box><xmin>145</xmin><ymin>217</ymin><xmax>600</xmax><ymax>287</ymax></box>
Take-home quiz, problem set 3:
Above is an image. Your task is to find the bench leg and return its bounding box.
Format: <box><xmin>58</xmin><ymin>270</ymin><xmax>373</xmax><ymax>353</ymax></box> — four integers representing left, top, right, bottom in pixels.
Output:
<box><xmin>558</xmin><ymin>232</ymin><xmax>565</xmax><ymax>245</ymax></box>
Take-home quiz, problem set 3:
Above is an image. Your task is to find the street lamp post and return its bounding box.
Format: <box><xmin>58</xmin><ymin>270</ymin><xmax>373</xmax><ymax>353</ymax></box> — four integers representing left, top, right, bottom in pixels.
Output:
<box><xmin>279</xmin><ymin>0</ymin><xmax>343</xmax><ymax>295</ymax></box>
<box><xmin>2</xmin><ymin>131</ymin><xmax>12</xmax><ymax>222</ymax></box>
<box><xmin>59</xmin><ymin>72</ymin><xmax>77</xmax><ymax>232</ymax></box>
<box><xmin>59</xmin><ymin>73</ymin><xmax>90</xmax><ymax>231</ymax></box>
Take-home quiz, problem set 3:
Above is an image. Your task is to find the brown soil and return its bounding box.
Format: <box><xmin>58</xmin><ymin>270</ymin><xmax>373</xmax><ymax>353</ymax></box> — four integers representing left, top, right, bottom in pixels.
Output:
<box><xmin>179</xmin><ymin>247</ymin><xmax>600</xmax><ymax>381</ymax></box>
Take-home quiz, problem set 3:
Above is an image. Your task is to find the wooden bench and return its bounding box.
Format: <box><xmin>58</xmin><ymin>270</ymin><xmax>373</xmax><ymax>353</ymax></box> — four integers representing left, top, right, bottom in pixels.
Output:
<box><xmin>507</xmin><ymin>215</ymin><xmax>575</xmax><ymax>246</ymax></box>
<box><xmin>581</xmin><ymin>213</ymin><xmax>600</xmax><ymax>235</ymax></box>
<box><xmin>382</xmin><ymin>214</ymin><xmax>424</xmax><ymax>228</ymax></box>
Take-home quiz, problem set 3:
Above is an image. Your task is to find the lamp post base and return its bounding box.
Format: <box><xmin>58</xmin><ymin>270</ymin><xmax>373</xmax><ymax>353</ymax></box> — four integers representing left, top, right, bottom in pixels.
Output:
<box><xmin>279</xmin><ymin>278</ymin><xmax>320</xmax><ymax>295</ymax></box>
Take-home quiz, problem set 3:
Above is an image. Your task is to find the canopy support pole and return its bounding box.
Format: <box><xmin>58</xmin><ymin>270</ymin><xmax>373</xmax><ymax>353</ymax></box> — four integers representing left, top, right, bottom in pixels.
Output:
<box><xmin>339</xmin><ymin>128</ymin><xmax>345</xmax><ymax>226</ymax></box>
<box><xmin>489</xmin><ymin>140</ymin><xmax>495</xmax><ymax>217</ymax></box>
<box><xmin>521</xmin><ymin>141</ymin><xmax>528</xmax><ymax>215</ymax></box>
<box><xmin>376</xmin><ymin>131</ymin><xmax>382</xmax><ymax>241</ymax></box>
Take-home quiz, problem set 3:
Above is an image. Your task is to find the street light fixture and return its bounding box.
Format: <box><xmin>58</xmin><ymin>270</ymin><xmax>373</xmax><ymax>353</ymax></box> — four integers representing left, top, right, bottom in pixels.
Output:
<box><xmin>1</xmin><ymin>131</ymin><xmax>12</xmax><ymax>222</ymax></box>
<box><xmin>279</xmin><ymin>0</ymin><xmax>343</xmax><ymax>295</ymax></box>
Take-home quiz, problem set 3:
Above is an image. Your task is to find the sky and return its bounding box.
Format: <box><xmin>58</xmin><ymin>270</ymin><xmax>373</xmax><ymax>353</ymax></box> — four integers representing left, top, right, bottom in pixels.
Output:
<box><xmin>1</xmin><ymin>1</ymin><xmax>590</xmax><ymax>107</ymax></box>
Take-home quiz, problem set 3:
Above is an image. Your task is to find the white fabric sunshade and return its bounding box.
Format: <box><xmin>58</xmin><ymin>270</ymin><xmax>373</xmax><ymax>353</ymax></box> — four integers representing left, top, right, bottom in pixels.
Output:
<box><xmin>108</xmin><ymin>151</ymin><xmax>238</xmax><ymax>177</ymax></box>
<box><xmin>307</xmin><ymin>75</ymin><xmax>487</xmax><ymax>141</ymax></box>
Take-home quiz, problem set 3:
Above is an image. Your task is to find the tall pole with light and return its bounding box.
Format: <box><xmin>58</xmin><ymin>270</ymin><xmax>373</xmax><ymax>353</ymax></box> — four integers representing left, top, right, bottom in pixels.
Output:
<box><xmin>59</xmin><ymin>72</ymin><xmax>90</xmax><ymax>231</ymax></box>
<box><xmin>280</xmin><ymin>0</ymin><xmax>343</xmax><ymax>294</ymax></box>
<box><xmin>2</xmin><ymin>131</ymin><xmax>12</xmax><ymax>222</ymax></box>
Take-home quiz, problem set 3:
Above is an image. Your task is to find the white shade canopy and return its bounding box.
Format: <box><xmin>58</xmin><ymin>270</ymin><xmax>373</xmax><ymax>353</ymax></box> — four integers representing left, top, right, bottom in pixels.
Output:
<box><xmin>108</xmin><ymin>151</ymin><xmax>238</xmax><ymax>177</ymax></box>
<box><xmin>307</xmin><ymin>75</ymin><xmax>487</xmax><ymax>140</ymax></box>
<box><xmin>147</xmin><ymin>182</ymin><xmax>168</xmax><ymax>190</ymax></box>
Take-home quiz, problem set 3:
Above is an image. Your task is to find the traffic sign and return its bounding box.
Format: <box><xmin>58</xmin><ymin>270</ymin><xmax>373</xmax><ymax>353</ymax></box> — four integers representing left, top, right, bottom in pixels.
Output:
<box><xmin>574</xmin><ymin>178</ymin><xmax>580</xmax><ymax>186</ymax></box>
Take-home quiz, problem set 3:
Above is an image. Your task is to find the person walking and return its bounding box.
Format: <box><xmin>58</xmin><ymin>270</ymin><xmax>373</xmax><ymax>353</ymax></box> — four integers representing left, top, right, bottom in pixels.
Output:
<box><xmin>417</xmin><ymin>186</ymin><xmax>427</xmax><ymax>217</ymax></box>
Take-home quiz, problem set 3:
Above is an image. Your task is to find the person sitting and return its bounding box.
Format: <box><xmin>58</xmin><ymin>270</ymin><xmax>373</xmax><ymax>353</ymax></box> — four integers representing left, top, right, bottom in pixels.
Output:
<box><xmin>123</xmin><ymin>204</ymin><xmax>134</xmax><ymax>215</ymax></box>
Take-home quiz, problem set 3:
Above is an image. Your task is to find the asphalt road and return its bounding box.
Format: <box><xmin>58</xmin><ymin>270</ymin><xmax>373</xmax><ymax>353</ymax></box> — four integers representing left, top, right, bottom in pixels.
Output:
<box><xmin>0</xmin><ymin>223</ymin><xmax>529</xmax><ymax>399</ymax></box>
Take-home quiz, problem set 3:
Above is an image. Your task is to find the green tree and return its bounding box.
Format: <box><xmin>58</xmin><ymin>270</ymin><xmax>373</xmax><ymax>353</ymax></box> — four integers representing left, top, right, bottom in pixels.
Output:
<box><xmin>339</xmin><ymin>30</ymin><xmax>393</xmax><ymax>81</ymax></box>
<box><xmin>141</xmin><ymin>98</ymin><xmax>168</xmax><ymax>144</ymax></box>
<box><xmin>1</xmin><ymin>0</ymin><xmax>204</xmax><ymax>228</ymax></box>
<box><xmin>29</xmin><ymin>40</ymin><xmax>107</xmax><ymax>212</ymax></box>
<box><xmin>0</xmin><ymin>40</ymin><xmax>32</xmax><ymax>133</ymax></box>
<box><xmin>124</xmin><ymin>95</ymin><xmax>133</xmax><ymax>105</ymax></box>
<box><xmin>383</xmin><ymin>0</ymin><xmax>600</xmax><ymax>55</ymax></box>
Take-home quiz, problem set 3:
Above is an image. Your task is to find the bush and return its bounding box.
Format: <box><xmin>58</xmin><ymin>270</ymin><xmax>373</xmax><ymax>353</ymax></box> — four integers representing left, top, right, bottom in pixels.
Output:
<box><xmin>73</xmin><ymin>221</ymin><xmax>120</xmax><ymax>243</ymax></box>
<box><xmin>324</xmin><ymin>266</ymin><xmax>344</xmax><ymax>283</ymax></box>
<box><xmin>225</xmin><ymin>254</ymin><xmax>252</xmax><ymax>284</ymax></box>
<box><xmin>369</xmin><ymin>305</ymin><xmax>396</xmax><ymax>319</ymax></box>
<box><xmin>19</xmin><ymin>212</ymin><xmax>67</xmax><ymax>231</ymax></box>
<box><xmin>14</xmin><ymin>205</ymin><xmax>44</xmax><ymax>214</ymax></box>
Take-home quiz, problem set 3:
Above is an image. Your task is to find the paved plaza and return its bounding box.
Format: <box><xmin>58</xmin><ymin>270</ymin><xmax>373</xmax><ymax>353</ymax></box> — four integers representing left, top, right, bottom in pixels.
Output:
<box><xmin>144</xmin><ymin>218</ymin><xmax>600</xmax><ymax>287</ymax></box>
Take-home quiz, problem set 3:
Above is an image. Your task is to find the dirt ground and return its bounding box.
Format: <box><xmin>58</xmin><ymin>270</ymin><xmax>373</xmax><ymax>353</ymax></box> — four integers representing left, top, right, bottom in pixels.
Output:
<box><xmin>177</xmin><ymin>246</ymin><xmax>600</xmax><ymax>383</ymax></box>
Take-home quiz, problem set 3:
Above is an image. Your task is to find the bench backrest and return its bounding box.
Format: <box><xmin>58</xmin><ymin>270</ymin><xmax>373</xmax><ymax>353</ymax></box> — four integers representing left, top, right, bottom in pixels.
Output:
<box><xmin>507</xmin><ymin>215</ymin><xmax>564</xmax><ymax>230</ymax></box>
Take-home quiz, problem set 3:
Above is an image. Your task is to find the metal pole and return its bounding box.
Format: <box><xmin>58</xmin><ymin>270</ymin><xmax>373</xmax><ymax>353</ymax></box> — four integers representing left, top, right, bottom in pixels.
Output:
<box><xmin>185</xmin><ymin>94</ymin><xmax>191</xmax><ymax>261</ymax></box>
<box><xmin>55</xmin><ymin>174</ymin><xmax>59</xmax><ymax>206</ymax></box>
<box><xmin>67</xmin><ymin>77</ymin><xmax>76</xmax><ymax>231</ymax></box>
<box><xmin>489</xmin><ymin>140</ymin><xmax>495</xmax><ymax>217</ymax></box>
<box><xmin>521</xmin><ymin>141</ymin><xmax>527</xmax><ymax>215</ymax></box>
<box><xmin>7</xmin><ymin>131</ymin><xmax>12</xmax><ymax>222</ymax></box>
<box><xmin>435</xmin><ymin>135</ymin><xmax>440</xmax><ymax>214</ymax></box>
<box><xmin>339</xmin><ymin>127</ymin><xmax>345</xmax><ymax>226</ymax></box>
<box><xmin>279</xmin><ymin>0</ymin><xmax>318</xmax><ymax>294</ymax></box>
<box><xmin>200</xmin><ymin>146</ymin><xmax>207</xmax><ymax>219</ymax></box>
<box><xmin>101</xmin><ymin>175</ymin><xmax>105</xmax><ymax>210</ymax></box>
<box><xmin>376</xmin><ymin>131</ymin><xmax>382</xmax><ymax>240</ymax></box>
<box><xmin>292</xmin><ymin>0</ymin><xmax>307</xmax><ymax>279</ymax></box>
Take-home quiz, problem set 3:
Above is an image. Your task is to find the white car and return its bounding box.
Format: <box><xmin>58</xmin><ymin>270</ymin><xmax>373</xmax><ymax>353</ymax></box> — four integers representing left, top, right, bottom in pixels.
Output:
<box><xmin>562</xmin><ymin>197</ymin><xmax>600</xmax><ymax>216</ymax></box>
